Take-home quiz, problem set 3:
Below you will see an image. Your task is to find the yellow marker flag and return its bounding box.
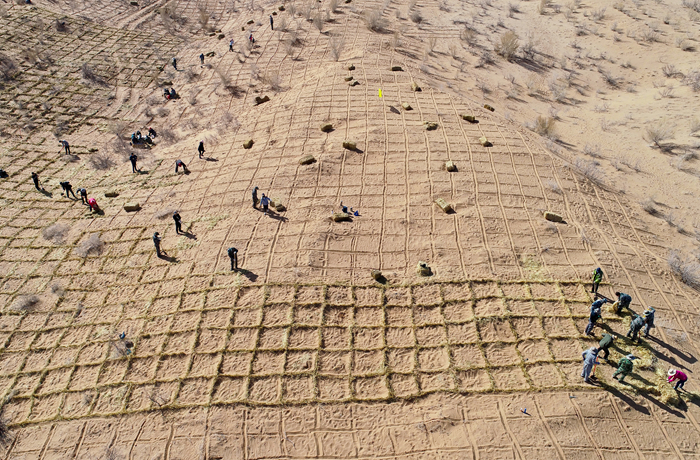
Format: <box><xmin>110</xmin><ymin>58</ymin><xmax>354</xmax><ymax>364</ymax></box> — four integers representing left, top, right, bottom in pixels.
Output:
<box><xmin>378</xmin><ymin>88</ymin><xmax>383</xmax><ymax>98</ymax></box>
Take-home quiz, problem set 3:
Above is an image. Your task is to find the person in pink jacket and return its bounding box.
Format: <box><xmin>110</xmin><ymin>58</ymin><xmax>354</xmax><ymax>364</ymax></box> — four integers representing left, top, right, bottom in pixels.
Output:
<box><xmin>668</xmin><ymin>369</ymin><xmax>688</xmax><ymax>391</ymax></box>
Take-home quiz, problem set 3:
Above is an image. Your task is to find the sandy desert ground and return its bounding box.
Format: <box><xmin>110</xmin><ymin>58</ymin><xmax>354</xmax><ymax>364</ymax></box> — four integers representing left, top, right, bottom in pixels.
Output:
<box><xmin>1</xmin><ymin>0</ymin><xmax>700</xmax><ymax>457</ymax></box>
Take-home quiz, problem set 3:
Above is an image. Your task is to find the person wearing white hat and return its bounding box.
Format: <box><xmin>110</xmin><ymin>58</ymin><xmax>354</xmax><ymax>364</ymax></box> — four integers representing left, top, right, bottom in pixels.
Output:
<box><xmin>668</xmin><ymin>369</ymin><xmax>688</xmax><ymax>391</ymax></box>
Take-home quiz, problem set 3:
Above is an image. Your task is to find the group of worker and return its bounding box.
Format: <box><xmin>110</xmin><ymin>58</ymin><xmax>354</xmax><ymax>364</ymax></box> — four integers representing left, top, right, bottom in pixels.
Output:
<box><xmin>31</xmin><ymin>172</ymin><xmax>99</xmax><ymax>212</ymax></box>
<box><xmin>581</xmin><ymin>268</ymin><xmax>689</xmax><ymax>392</ymax></box>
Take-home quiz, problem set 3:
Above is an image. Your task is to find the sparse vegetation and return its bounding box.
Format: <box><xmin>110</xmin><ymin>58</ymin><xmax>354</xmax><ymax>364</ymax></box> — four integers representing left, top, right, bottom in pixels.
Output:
<box><xmin>43</xmin><ymin>223</ymin><xmax>70</xmax><ymax>243</ymax></box>
<box><xmin>88</xmin><ymin>153</ymin><xmax>115</xmax><ymax>170</ymax></box>
<box><xmin>644</xmin><ymin>123</ymin><xmax>674</xmax><ymax>148</ymax></box>
<box><xmin>495</xmin><ymin>31</ymin><xmax>519</xmax><ymax>61</ymax></box>
<box><xmin>10</xmin><ymin>295</ymin><xmax>40</xmax><ymax>312</ymax></box>
<box><xmin>364</xmin><ymin>8</ymin><xmax>387</xmax><ymax>32</ymax></box>
<box><xmin>529</xmin><ymin>116</ymin><xmax>556</xmax><ymax>137</ymax></box>
<box><xmin>573</xmin><ymin>158</ymin><xmax>604</xmax><ymax>184</ymax></box>
<box><xmin>75</xmin><ymin>234</ymin><xmax>105</xmax><ymax>257</ymax></box>
<box><xmin>329</xmin><ymin>36</ymin><xmax>345</xmax><ymax>61</ymax></box>
<box><xmin>668</xmin><ymin>249</ymin><xmax>700</xmax><ymax>290</ymax></box>
<box><xmin>409</xmin><ymin>9</ymin><xmax>422</xmax><ymax>23</ymax></box>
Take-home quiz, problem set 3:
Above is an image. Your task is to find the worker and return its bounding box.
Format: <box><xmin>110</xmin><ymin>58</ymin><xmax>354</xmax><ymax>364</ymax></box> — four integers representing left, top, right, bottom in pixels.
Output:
<box><xmin>585</xmin><ymin>298</ymin><xmax>607</xmax><ymax>336</ymax></box>
<box><xmin>598</xmin><ymin>333</ymin><xmax>616</xmax><ymax>360</ymax></box>
<box><xmin>581</xmin><ymin>347</ymin><xmax>599</xmax><ymax>384</ymax></box>
<box><xmin>613</xmin><ymin>291</ymin><xmax>632</xmax><ymax>314</ymax></box>
<box><xmin>627</xmin><ymin>314</ymin><xmax>645</xmax><ymax>343</ymax></box>
<box><xmin>591</xmin><ymin>267</ymin><xmax>603</xmax><ymax>294</ymax></box>
<box><xmin>643</xmin><ymin>307</ymin><xmax>655</xmax><ymax>338</ymax></box>
<box><xmin>668</xmin><ymin>369</ymin><xmax>688</xmax><ymax>391</ymax></box>
<box><xmin>612</xmin><ymin>354</ymin><xmax>637</xmax><ymax>383</ymax></box>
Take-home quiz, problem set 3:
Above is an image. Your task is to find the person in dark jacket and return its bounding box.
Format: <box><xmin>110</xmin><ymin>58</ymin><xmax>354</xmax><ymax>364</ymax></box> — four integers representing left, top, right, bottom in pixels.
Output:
<box><xmin>614</xmin><ymin>291</ymin><xmax>632</xmax><ymax>314</ymax></box>
<box><xmin>228</xmin><ymin>247</ymin><xmax>238</xmax><ymax>270</ymax></box>
<box><xmin>153</xmin><ymin>232</ymin><xmax>163</xmax><ymax>257</ymax></box>
<box><xmin>173</xmin><ymin>211</ymin><xmax>182</xmax><ymax>234</ymax></box>
<box><xmin>627</xmin><ymin>314</ymin><xmax>645</xmax><ymax>342</ymax></box>
<box><xmin>585</xmin><ymin>298</ymin><xmax>607</xmax><ymax>336</ymax></box>
<box><xmin>598</xmin><ymin>333</ymin><xmax>616</xmax><ymax>360</ymax></box>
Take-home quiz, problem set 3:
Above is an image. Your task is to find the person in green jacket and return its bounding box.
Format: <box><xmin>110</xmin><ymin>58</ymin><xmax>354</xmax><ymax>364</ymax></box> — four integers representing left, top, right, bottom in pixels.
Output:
<box><xmin>598</xmin><ymin>333</ymin><xmax>616</xmax><ymax>360</ymax></box>
<box><xmin>612</xmin><ymin>354</ymin><xmax>637</xmax><ymax>383</ymax></box>
<box><xmin>591</xmin><ymin>267</ymin><xmax>603</xmax><ymax>294</ymax></box>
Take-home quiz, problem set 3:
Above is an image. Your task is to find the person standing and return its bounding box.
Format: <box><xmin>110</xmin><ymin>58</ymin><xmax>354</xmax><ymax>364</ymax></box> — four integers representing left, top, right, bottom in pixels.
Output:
<box><xmin>598</xmin><ymin>333</ymin><xmax>616</xmax><ymax>360</ymax></box>
<box><xmin>60</xmin><ymin>181</ymin><xmax>77</xmax><ymax>199</ymax></box>
<box><xmin>172</xmin><ymin>57</ymin><xmax>177</xmax><ymax>70</ymax></box>
<box><xmin>270</xmin><ymin>14</ymin><xmax>274</xmax><ymax>30</ymax></box>
<box><xmin>59</xmin><ymin>139</ymin><xmax>70</xmax><ymax>155</ymax></box>
<box><xmin>581</xmin><ymin>347</ymin><xmax>599</xmax><ymax>384</ymax></box>
<box><xmin>228</xmin><ymin>247</ymin><xmax>238</xmax><ymax>270</ymax></box>
<box><xmin>627</xmin><ymin>314</ymin><xmax>645</xmax><ymax>343</ymax></box>
<box><xmin>77</xmin><ymin>187</ymin><xmax>88</xmax><ymax>205</ymax></box>
<box><xmin>591</xmin><ymin>267</ymin><xmax>603</xmax><ymax>294</ymax></box>
<box><xmin>612</xmin><ymin>354</ymin><xmax>637</xmax><ymax>383</ymax></box>
<box><xmin>199</xmin><ymin>53</ymin><xmax>204</xmax><ymax>65</ymax></box>
<box><xmin>668</xmin><ymin>369</ymin><xmax>688</xmax><ymax>391</ymax></box>
<box><xmin>153</xmin><ymin>232</ymin><xmax>163</xmax><ymax>257</ymax></box>
<box><xmin>31</xmin><ymin>172</ymin><xmax>42</xmax><ymax>191</ymax></box>
<box><xmin>252</xmin><ymin>186</ymin><xmax>259</xmax><ymax>208</ymax></box>
<box><xmin>129</xmin><ymin>153</ymin><xmax>138</xmax><ymax>173</ymax></box>
<box><xmin>229</xmin><ymin>38</ymin><xmax>234</xmax><ymax>52</ymax></box>
<box><xmin>614</xmin><ymin>291</ymin><xmax>632</xmax><ymax>314</ymax></box>
<box><xmin>585</xmin><ymin>298</ymin><xmax>607</xmax><ymax>336</ymax></box>
<box><xmin>249</xmin><ymin>33</ymin><xmax>255</xmax><ymax>44</ymax></box>
<box><xmin>260</xmin><ymin>193</ymin><xmax>271</xmax><ymax>215</ymax></box>
<box><xmin>643</xmin><ymin>307</ymin><xmax>655</xmax><ymax>338</ymax></box>
<box><xmin>198</xmin><ymin>140</ymin><xmax>205</xmax><ymax>159</ymax></box>
<box><xmin>173</xmin><ymin>211</ymin><xmax>182</xmax><ymax>234</ymax></box>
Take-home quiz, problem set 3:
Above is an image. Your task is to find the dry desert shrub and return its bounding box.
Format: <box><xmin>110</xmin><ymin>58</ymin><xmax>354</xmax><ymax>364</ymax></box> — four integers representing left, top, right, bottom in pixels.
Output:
<box><xmin>81</xmin><ymin>63</ymin><xmax>108</xmax><ymax>86</ymax></box>
<box><xmin>410</xmin><ymin>9</ymin><xmax>422</xmax><ymax>23</ymax></box>
<box><xmin>75</xmin><ymin>234</ymin><xmax>105</xmax><ymax>257</ymax></box>
<box><xmin>683</xmin><ymin>70</ymin><xmax>700</xmax><ymax>92</ymax></box>
<box><xmin>312</xmin><ymin>11</ymin><xmax>323</xmax><ymax>31</ymax></box>
<box><xmin>590</xmin><ymin>7</ymin><xmax>606</xmax><ymax>21</ymax></box>
<box><xmin>88</xmin><ymin>154</ymin><xmax>115</xmax><ymax>170</ymax></box>
<box><xmin>640</xmin><ymin>198</ymin><xmax>658</xmax><ymax>215</ymax></box>
<box><xmin>496</xmin><ymin>31</ymin><xmax>519</xmax><ymax>61</ymax></box>
<box><xmin>546</xmin><ymin>180</ymin><xmax>562</xmax><ymax>194</ymax></box>
<box><xmin>262</xmin><ymin>71</ymin><xmax>282</xmax><ymax>92</ymax></box>
<box><xmin>10</xmin><ymin>295</ymin><xmax>40</xmax><ymax>312</ymax></box>
<box><xmin>460</xmin><ymin>26</ymin><xmax>477</xmax><ymax>46</ymax></box>
<box><xmin>599</xmin><ymin>67</ymin><xmax>619</xmax><ymax>87</ymax></box>
<box><xmin>329</xmin><ymin>36</ymin><xmax>345</xmax><ymax>61</ymax></box>
<box><xmin>364</xmin><ymin>8</ymin><xmax>387</xmax><ymax>32</ymax></box>
<box><xmin>529</xmin><ymin>116</ymin><xmax>556</xmax><ymax>137</ymax></box>
<box><xmin>537</xmin><ymin>0</ymin><xmax>551</xmax><ymax>14</ymax></box>
<box><xmin>42</xmin><ymin>223</ymin><xmax>70</xmax><ymax>243</ymax></box>
<box><xmin>668</xmin><ymin>250</ymin><xmax>700</xmax><ymax>290</ymax></box>
<box><xmin>0</xmin><ymin>53</ymin><xmax>19</xmax><ymax>81</ymax></box>
<box><xmin>644</xmin><ymin>123</ymin><xmax>674</xmax><ymax>147</ymax></box>
<box><xmin>690</xmin><ymin>118</ymin><xmax>700</xmax><ymax>135</ymax></box>
<box><xmin>583</xmin><ymin>143</ymin><xmax>601</xmax><ymax>157</ymax></box>
<box><xmin>329</xmin><ymin>0</ymin><xmax>339</xmax><ymax>13</ymax></box>
<box><xmin>573</xmin><ymin>158</ymin><xmax>604</xmax><ymax>184</ymax></box>
<box><xmin>0</xmin><ymin>416</ymin><xmax>11</xmax><ymax>447</ymax></box>
<box><xmin>683</xmin><ymin>0</ymin><xmax>700</xmax><ymax>11</ymax></box>
<box><xmin>50</xmin><ymin>283</ymin><xmax>65</xmax><ymax>298</ymax></box>
<box><xmin>155</xmin><ymin>208</ymin><xmax>176</xmax><ymax>219</ymax></box>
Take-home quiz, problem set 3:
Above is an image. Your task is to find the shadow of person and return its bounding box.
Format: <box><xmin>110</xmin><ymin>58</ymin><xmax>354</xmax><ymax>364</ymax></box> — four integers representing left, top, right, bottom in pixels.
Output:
<box><xmin>137</xmin><ymin>169</ymin><xmax>149</xmax><ymax>175</ymax></box>
<box><xmin>181</xmin><ymin>231</ymin><xmax>197</xmax><ymax>240</ymax></box>
<box><xmin>158</xmin><ymin>254</ymin><xmax>179</xmax><ymax>263</ymax></box>
<box><xmin>40</xmin><ymin>189</ymin><xmax>53</xmax><ymax>197</ymax></box>
<box><xmin>647</xmin><ymin>335</ymin><xmax>696</xmax><ymax>364</ymax></box>
<box><xmin>204</xmin><ymin>157</ymin><xmax>219</xmax><ymax>162</ymax></box>
<box><xmin>236</xmin><ymin>268</ymin><xmax>258</xmax><ymax>281</ymax></box>
<box><xmin>267</xmin><ymin>212</ymin><xmax>288</xmax><ymax>222</ymax></box>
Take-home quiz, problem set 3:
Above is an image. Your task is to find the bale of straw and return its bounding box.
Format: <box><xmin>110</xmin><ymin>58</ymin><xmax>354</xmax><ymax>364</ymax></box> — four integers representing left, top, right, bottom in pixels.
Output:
<box><xmin>255</xmin><ymin>95</ymin><xmax>270</xmax><ymax>105</ymax></box>
<box><xmin>417</xmin><ymin>261</ymin><xmax>432</xmax><ymax>276</ymax></box>
<box><xmin>342</xmin><ymin>140</ymin><xmax>356</xmax><ymax>150</ymax></box>
<box><xmin>344</xmin><ymin>76</ymin><xmax>353</xmax><ymax>81</ymax></box>
<box><xmin>123</xmin><ymin>203</ymin><xmax>141</xmax><ymax>212</ymax></box>
<box><xmin>479</xmin><ymin>136</ymin><xmax>491</xmax><ymax>146</ymax></box>
<box><xmin>320</xmin><ymin>123</ymin><xmax>333</xmax><ymax>132</ymax></box>
<box><xmin>445</xmin><ymin>161</ymin><xmax>457</xmax><ymax>172</ymax></box>
<box><xmin>332</xmin><ymin>212</ymin><xmax>351</xmax><ymax>222</ymax></box>
<box><xmin>401</xmin><ymin>102</ymin><xmax>412</xmax><ymax>110</ymax></box>
<box><xmin>243</xmin><ymin>139</ymin><xmax>254</xmax><ymax>149</ymax></box>
<box><xmin>371</xmin><ymin>269</ymin><xmax>383</xmax><ymax>280</ymax></box>
<box><xmin>348</xmin><ymin>64</ymin><xmax>355</xmax><ymax>70</ymax></box>
<box><xmin>391</xmin><ymin>66</ymin><xmax>403</xmax><ymax>71</ymax></box>
<box><xmin>543</xmin><ymin>211</ymin><xmax>563</xmax><ymax>223</ymax></box>
<box><xmin>299</xmin><ymin>155</ymin><xmax>316</xmax><ymax>165</ymax></box>
<box><xmin>435</xmin><ymin>198</ymin><xmax>453</xmax><ymax>213</ymax></box>
<box><xmin>411</xmin><ymin>82</ymin><xmax>421</xmax><ymax>91</ymax></box>
<box><xmin>105</xmin><ymin>191</ymin><xmax>119</xmax><ymax>198</ymax></box>
<box><xmin>484</xmin><ymin>104</ymin><xmax>495</xmax><ymax>111</ymax></box>
<box><xmin>349</xmin><ymin>80</ymin><xmax>359</xmax><ymax>86</ymax></box>
<box><xmin>425</xmin><ymin>122</ymin><xmax>438</xmax><ymax>131</ymax></box>
<box><xmin>271</xmin><ymin>198</ymin><xmax>285</xmax><ymax>212</ymax></box>
<box><xmin>462</xmin><ymin>114</ymin><xmax>476</xmax><ymax>122</ymax></box>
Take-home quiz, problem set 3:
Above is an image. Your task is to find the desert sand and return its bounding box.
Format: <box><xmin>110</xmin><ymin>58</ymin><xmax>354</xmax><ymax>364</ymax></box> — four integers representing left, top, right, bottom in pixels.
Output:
<box><xmin>1</xmin><ymin>0</ymin><xmax>700</xmax><ymax>457</ymax></box>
